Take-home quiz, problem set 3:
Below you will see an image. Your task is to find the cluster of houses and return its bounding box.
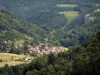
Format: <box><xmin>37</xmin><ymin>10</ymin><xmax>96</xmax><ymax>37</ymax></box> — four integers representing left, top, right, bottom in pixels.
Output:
<box><xmin>0</xmin><ymin>41</ymin><xmax>68</xmax><ymax>57</ymax></box>
<box><xmin>26</xmin><ymin>43</ymin><xmax>68</xmax><ymax>56</ymax></box>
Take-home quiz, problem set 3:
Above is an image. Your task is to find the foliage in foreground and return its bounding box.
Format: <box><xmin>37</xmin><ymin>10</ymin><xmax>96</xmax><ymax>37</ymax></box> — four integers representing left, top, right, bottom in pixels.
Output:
<box><xmin>0</xmin><ymin>32</ymin><xmax>100</xmax><ymax>75</ymax></box>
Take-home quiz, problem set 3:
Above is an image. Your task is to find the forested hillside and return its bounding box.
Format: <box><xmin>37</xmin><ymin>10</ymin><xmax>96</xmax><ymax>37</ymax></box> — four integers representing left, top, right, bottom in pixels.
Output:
<box><xmin>0</xmin><ymin>0</ymin><xmax>100</xmax><ymax>50</ymax></box>
<box><xmin>0</xmin><ymin>0</ymin><xmax>100</xmax><ymax>75</ymax></box>
<box><xmin>0</xmin><ymin>9</ymin><xmax>47</xmax><ymax>41</ymax></box>
<box><xmin>0</xmin><ymin>9</ymin><xmax>49</xmax><ymax>53</ymax></box>
<box><xmin>60</xmin><ymin>5</ymin><xmax>100</xmax><ymax>47</ymax></box>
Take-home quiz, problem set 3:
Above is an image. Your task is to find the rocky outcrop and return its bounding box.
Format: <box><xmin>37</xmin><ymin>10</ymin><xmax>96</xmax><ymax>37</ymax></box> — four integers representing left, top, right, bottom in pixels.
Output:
<box><xmin>84</xmin><ymin>13</ymin><xmax>96</xmax><ymax>24</ymax></box>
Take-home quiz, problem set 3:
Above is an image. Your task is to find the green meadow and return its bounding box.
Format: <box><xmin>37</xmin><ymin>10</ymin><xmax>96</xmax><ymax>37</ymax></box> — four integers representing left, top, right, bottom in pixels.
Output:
<box><xmin>56</xmin><ymin>4</ymin><xmax>78</xmax><ymax>8</ymax></box>
<box><xmin>59</xmin><ymin>11</ymin><xmax>79</xmax><ymax>23</ymax></box>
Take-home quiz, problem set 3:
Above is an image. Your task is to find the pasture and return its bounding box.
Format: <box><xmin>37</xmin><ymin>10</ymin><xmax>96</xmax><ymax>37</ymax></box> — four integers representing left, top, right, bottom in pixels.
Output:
<box><xmin>0</xmin><ymin>53</ymin><xmax>32</xmax><ymax>67</ymax></box>
<box><xmin>59</xmin><ymin>11</ymin><xmax>79</xmax><ymax>23</ymax></box>
<box><xmin>56</xmin><ymin>4</ymin><xmax>78</xmax><ymax>8</ymax></box>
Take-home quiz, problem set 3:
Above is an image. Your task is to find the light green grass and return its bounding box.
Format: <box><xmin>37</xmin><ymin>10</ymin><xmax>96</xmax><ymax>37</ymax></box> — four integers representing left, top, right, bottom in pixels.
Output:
<box><xmin>56</xmin><ymin>4</ymin><xmax>78</xmax><ymax>8</ymax></box>
<box><xmin>59</xmin><ymin>11</ymin><xmax>79</xmax><ymax>23</ymax></box>
<box><xmin>0</xmin><ymin>53</ymin><xmax>32</xmax><ymax>67</ymax></box>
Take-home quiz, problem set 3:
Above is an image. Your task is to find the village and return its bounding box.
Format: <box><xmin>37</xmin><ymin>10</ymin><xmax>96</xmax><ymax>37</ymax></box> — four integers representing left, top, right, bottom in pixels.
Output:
<box><xmin>0</xmin><ymin>41</ymin><xmax>69</xmax><ymax>63</ymax></box>
<box><xmin>26</xmin><ymin>43</ymin><xmax>68</xmax><ymax>56</ymax></box>
<box><xmin>0</xmin><ymin>40</ymin><xmax>68</xmax><ymax>57</ymax></box>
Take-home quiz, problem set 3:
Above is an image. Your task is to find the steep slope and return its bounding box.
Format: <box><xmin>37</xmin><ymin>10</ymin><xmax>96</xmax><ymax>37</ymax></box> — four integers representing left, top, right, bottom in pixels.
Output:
<box><xmin>0</xmin><ymin>0</ymin><xmax>100</xmax><ymax>48</ymax></box>
<box><xmin>0</xmin><ymin>9</ymin><xmax>47</xmax><ymax>44</ymax></box>
<box><xmin>59</xmin><ymin>4</ymin><xmax>100</xmax><ymax>47</ymax></box>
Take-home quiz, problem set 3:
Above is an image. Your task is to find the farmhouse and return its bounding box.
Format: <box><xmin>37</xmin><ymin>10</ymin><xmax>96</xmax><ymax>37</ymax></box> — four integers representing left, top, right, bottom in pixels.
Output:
<box><xmin>24</xmin><ymin>57</ymin><xmax>33</xmax><ymax>62</ymax></box>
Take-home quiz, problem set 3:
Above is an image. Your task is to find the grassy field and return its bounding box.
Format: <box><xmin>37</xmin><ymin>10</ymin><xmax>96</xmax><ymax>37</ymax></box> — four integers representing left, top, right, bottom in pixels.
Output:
<box><xmin>0</xmin><ymin>53</ymin><xmax>32</xmax><ymax>67</ymax></box>
<box><xmin>56</xmin><ymin>4</ymin><xmax>78</xmax><ymax>8</ymax></box>
<box><xmin>59</xmin><ymin>11</ymin><xmax>79</xmax><ymax>23</ymax></box>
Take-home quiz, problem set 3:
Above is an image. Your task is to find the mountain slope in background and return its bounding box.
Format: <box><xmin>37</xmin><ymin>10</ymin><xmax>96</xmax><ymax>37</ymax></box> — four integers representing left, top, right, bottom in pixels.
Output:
<box><xmin>0</xmin><ymin>0</ymin><xmax>100</xmax><ymax>48</ymax></box>
<box><xmin>0</xmin><ymin>9</ymin><xmax>48</xmax><ymax>46</ymax></box>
